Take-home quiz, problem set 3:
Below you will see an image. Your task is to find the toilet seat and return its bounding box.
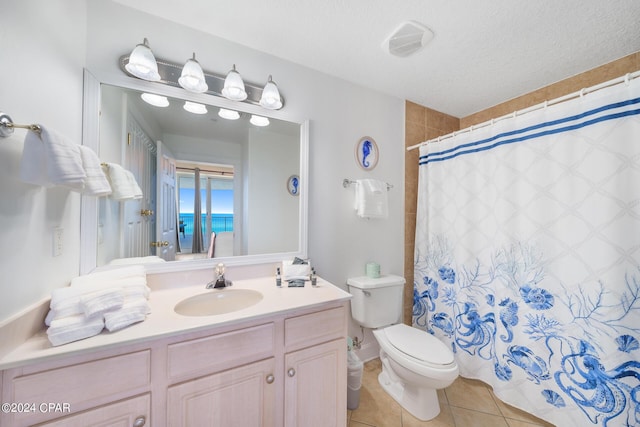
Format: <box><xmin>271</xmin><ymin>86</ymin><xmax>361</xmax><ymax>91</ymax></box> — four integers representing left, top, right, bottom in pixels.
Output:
<box><xmin>374</xmin><ymin>324</ymin><xmax>457</xmax><ymax>379</ymax></box>
<box><xmin>384</xmin><ymin>324</ymin><xmax>454</xmax><ymax>367</ymax></box>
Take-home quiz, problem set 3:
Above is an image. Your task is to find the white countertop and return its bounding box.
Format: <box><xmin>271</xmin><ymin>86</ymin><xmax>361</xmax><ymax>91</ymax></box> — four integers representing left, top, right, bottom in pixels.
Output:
<box><xmin>0</xmin><ymin>276</ymin><xmax>351</xmax><ymax>370</ymax></box>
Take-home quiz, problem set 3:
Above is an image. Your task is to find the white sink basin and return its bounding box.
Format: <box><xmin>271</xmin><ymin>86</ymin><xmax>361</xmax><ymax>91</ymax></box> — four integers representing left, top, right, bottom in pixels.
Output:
<box><xmin>174</xmin><ymin>288</ymin><xmax>263</xmax><ymax>316</ymax></box>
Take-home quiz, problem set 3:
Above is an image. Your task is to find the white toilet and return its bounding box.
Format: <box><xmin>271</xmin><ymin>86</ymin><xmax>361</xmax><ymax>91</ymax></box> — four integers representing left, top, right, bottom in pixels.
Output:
<box><xmin>347</xmin><ymin>275</ymin><xmax>459</xmax><ymax>421</ymax></box>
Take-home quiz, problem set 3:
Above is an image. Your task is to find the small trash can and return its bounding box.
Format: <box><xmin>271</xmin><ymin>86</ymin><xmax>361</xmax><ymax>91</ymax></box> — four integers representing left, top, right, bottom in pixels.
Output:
<box><xmin>347</xmin><ymin>349</ymin><xmax>364</xmax><ymax>410</ymax></box>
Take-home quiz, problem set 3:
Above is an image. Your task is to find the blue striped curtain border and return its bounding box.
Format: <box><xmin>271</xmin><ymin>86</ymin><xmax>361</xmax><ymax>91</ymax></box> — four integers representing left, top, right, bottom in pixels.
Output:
<box><xmin>419</xmin><ymin>97</ymin><xmax>640</xmax><ymax>165</ymax></box>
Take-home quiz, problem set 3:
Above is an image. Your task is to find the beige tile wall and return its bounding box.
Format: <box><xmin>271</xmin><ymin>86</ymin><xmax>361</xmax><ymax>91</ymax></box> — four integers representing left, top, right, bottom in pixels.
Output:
<box><xmin>403</xmin><ymin>104</ymin><xmax>459</xmax><ymax>325</ymax></box>
<box><xmin>403</xmin><ymin>51</ymin><xmax>640</xmax><ymax>325</ymax></box>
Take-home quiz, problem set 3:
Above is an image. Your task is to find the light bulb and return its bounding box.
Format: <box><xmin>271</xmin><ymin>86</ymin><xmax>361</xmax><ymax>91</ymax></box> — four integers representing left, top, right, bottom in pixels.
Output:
<box><xmin>250</xmin><ymin>115</ymin><xmax>269</xmax><ymax>126</ymax></box>
<box><xmin>259</xmin><ymin>75</ymin><xmax>283</xmax><ymax>109</ymax></box>
<box><xmin>178</xmin><ymin>53</ymin><xmax>208</xmax><ymax>93</ymax></box>
<box><xmin>125</xmin><ymin>38</ymin><xmax>161</xmax><ymax>81</ymax></box>
<box><xmin>183</xmin><ymin>101</ymin><xmax>208</xmax><ymax>114</ymax></box>
<box><xmin>218</xmin><ymin>108</ymin><xmax>240</xmax><ymax>120</ymax></box>
<box><xmin>221</xmin><ymin>64</ymin><xmax>247</xmax><ymax>101</ymax></box>
<box><xmin>141</xmin><ymin>93</ymin><xmax>169</xmax><ymax>107</ymax></box>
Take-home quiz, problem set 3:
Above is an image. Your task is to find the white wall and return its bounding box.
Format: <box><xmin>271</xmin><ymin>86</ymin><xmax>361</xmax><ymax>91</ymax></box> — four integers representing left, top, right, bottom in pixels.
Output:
<box><xmin>246</xmin><ymin>128</ymin><xmax>299</xmax><ymax>255</ymax></box>
<box><xmin>84</xmin><ymin>1</ymin><xmax>405</xmax><ymax>292</ymax></box>
<box><xmin>0</xmin><ymin>0</ymin><xmax>405</xmax><ymax>335</ymax></box>
<box><xmin>0</xmin><ymin>0</ymin><xmax>87</xmax><ymax>323</ymax></box>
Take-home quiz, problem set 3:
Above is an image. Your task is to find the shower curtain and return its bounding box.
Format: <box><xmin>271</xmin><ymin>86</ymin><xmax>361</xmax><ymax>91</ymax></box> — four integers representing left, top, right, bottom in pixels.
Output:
<box><xmin>413</xmin><ymin>77</ymin><xmax>640</xmax><ymax>427</ymax></box>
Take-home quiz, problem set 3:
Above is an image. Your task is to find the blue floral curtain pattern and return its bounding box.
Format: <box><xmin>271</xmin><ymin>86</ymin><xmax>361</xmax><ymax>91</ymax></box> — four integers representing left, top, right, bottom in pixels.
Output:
<box><xmin>414</xmin><ymin>77</ymin><xmax>640</xmax><ymax>427</ymax></box>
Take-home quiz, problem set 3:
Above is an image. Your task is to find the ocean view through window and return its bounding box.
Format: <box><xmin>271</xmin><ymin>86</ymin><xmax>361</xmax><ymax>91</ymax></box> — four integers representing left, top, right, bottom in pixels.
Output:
<box><xmin>177</xmin><ymin>164</ymin><xmax>234</xmax><ymax>253</ymax></box>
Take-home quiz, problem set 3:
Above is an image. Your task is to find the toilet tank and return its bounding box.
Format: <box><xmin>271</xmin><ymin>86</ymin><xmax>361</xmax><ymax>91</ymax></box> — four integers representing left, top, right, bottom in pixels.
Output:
<box><xmin>347</xmin><ymin>275</ymin><xmax>405</xmax><ymax>328</ymax></box>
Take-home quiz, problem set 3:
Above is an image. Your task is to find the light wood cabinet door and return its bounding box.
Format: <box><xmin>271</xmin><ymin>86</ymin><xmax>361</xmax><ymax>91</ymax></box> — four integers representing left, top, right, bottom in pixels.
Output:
<box><xmin>35</xmin><ymin>393</ymin><xmax>150</xmax><ymax>427</ymax></box>
<box><xmin>284</xmin><ymin>338</ymin><xmax>347</xmax><ymax>427</ymax></box>
<box><xmin>167</xmin><ymin>357</ymin><xmax>277</xmax><ymax>427</ymax></box>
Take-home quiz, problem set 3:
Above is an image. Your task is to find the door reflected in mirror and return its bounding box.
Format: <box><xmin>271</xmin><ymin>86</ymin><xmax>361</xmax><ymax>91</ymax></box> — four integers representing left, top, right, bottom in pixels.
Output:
<box><xmin>95</xmin><ymin>84</ymin><xmax>302</xmax><ymax>268</ymax></box>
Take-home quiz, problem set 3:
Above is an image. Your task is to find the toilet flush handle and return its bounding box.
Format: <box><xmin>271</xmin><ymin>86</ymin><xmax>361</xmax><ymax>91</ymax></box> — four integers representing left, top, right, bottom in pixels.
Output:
<box><xmin>363</xmin><ymin>290</ymin><xmax>371</xmax><ymax>297</ymax></box>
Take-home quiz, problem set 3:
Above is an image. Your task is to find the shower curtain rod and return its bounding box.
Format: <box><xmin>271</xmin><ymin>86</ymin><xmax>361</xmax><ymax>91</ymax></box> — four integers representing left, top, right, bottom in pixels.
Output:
<box><xmin>407</xmin><ymin>70</ymin><xmax>640</xmax><ymax>151</ymax></box>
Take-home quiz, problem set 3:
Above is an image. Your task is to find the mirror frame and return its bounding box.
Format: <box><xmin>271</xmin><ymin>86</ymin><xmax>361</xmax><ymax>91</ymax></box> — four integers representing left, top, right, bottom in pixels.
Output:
<box><xmin>80</xmin><ymin>69</ymin><xmax>309</xmax><ymax>274</ymax></box>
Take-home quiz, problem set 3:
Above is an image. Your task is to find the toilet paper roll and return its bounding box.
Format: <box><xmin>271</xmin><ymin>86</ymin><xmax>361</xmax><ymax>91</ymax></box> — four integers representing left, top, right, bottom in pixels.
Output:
<box><xmin>366</xmin><ymin>262</ymin><xmax>380</xmax><ymax>278</ymax></box>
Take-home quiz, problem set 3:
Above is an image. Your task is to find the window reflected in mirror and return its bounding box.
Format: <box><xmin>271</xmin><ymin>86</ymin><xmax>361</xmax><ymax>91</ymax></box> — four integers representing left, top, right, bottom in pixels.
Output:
<box><xmin>176</xmin><ymin>163</ymin><xmax>234</xmax><ymax>260</ymax></box>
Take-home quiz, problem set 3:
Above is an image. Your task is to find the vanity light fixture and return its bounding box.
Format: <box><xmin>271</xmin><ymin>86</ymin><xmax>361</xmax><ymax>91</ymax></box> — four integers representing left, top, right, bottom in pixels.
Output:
<box><xmin>140</xmin><ymin>93</ymin><xmax>169</xmax><ymax>107</ymax></box>
<box><xmin>121</xmin><ymin>49</ymin><xmax>285</xmax><ymax>109</ymax></box>
<box><xmin>250</xmin><ymin>115</ymin><xmax>270</xmax><ymax>127</ymax></box>
<box><xmin>178</xmin><ymin>53</ymin><xmax>208</xmax><ymax>93</ymax></box>
<box><xmin>259</xmin><ymin>75</ymin><xmax>283</xmax><ymax>110</ymax></box>
<box><xmin>222</xmin><ymin>64</ymin><xmax>248</xmax><ymax>101</ymax></box>
<box><xmin>218</xmin><ymin>108</ymin><xmax>240</xmax><ymax>120</ymax></box>
<box><xmin>183</xmin><ymin>101</ymin><xmax>208</xmax><ymax>115</ymax></box>
<box><xmin>124</xmin><ymin>38</ymin><xmax>161</xmax><ymax>81</ymax></box>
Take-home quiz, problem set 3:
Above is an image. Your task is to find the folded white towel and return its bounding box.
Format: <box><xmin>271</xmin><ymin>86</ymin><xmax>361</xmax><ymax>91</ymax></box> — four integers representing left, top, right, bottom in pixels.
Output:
<box><xmin>79</xmin><ymin>146</ymin><xmax>112</xmax><ymax>196</ymax></box>
<box><xmin>126</xmin><ymin>170</ymin><xmax>143</xmax><ymax>199</ymax></box>
<box><xmin>121</xmin><ymin>284</ymin><xmax>151</xmax><ymax>299</ymax></box>
<box><xmin>104</xmin><ymin>163</ymin><xmax>143</xmax><ymax>200</ymax></box>
<box><xmin>50</xmin><ymin>286</ymin><xmax>86</xmax><ymax>314</ymax></box>
<box><xmin>355</xmin><ymin>179</ymin><xmax>388</xmax><ymax>219</ymax></box>
<box><xmin>47</xmin><ymin>314</ymin><xmax>105</xmax><ymax>346</ymax></box>
<box><xmin>45</xmin><ymin>309</ymin><xmax>55</xmax><ymax>326</ymax></box>
<box><xmin>20</xmin><ymin>126</ymin><xmax>86</xmax><ymax>191</ymax></box>
<box><xmin>104</xmin><ymin>298</ymin><xmax>150</xmax><ymax>332</ymax></box>
<box><xmin>282</xmin><ymin>259</ymin><xmax>311</xmax><ymax>281</ymax></box>
<box><xmin>80</xmin><ymin>288</ymin><xmax>124</xmax><ymax>318</ymax></box>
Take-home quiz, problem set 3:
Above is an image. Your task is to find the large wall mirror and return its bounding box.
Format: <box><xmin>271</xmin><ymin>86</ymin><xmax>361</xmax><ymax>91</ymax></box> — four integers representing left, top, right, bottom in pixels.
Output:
<box><xmin>80</xmin><ymin>70</ymin><xmax>309</xmax><ymax>274</ymax></box>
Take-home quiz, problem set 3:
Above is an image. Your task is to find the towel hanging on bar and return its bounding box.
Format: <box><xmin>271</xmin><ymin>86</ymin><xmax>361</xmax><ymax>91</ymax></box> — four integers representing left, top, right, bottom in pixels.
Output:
<box><xmin>353</xmin><ymin>178</ymin><xmax>389</xmax><ymax>219</ymax></box>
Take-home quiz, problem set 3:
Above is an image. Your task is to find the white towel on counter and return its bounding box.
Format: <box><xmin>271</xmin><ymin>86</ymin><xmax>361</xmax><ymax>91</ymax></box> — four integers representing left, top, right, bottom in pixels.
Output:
<box><xmin>282</xmin><ymin>259</ymin><xmax>311</xmax><ymax>281</ymax></box>
<box><xmin>80</xmin><ymin>288</ymin><xmax>124</xmax><ymax>318</ymax></box>
<box><xmin>104</xmin><ymin>298</ymin><xmax>150</xmax><ymax>332</ymax></box>
<box><xmin>47</xmin><ymin>315</ymin><xmax>105</xmax><ymax>347</ymax></box>
<box><xmin>45</xmin><ymin>265</ymin><xmax>151</xmax><ymax>345</ymax></box>
<box><xmin>79</xmin><ymin>146</ymin><xmax>112</xmax><ymax>196</ymax></box>
<box><xmin>354</xmin><ymin>179</ymin><xmax>388</xmax><ymax>219</ymax></box>
<box><xmin>103</xmin><ymin>163</ymin><xmax>143</xmax><ymax>200</ymax></box>
<box><xmin>19</xmin><ymin>125</ymin><xmax>86</xmax><ymax>191</ymax></box>
<box><xmin>49</xmin><ymin>286</ymin><xmax>86</xmax><ymax>316</ymax></box>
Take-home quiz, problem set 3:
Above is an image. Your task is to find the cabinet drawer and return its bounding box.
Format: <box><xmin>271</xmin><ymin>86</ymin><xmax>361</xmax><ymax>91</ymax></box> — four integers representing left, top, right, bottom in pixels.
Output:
<box><xmin>10</xmin><ymin>350</ymin><xmax>150</xmax><ymax>425</ymax></box>
<box><xmin>167</xmin><ymin>323</ymin><xmax>275</xmax><ymax>381</ymax></box>
<box><xmin>36</xmin><ymin>393</ymin><xmax>150</xmax><ymax>427</ymax></box>
<box><xmin>285</xmin><ymin>306</ymin><xmax>346</xmax><ymax>351</ymax></box>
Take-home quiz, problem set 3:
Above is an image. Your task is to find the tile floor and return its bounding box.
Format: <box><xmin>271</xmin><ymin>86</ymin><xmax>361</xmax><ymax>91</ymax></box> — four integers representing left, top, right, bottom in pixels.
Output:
<box><xmin>347</xmin><ymin>358</ymin><xmax>556</xmax><ymax>427</ymax></box>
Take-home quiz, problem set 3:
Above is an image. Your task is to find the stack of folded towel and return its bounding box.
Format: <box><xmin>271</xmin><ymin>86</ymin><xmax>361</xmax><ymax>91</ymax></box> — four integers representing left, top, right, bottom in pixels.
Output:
<box><xmin>19</xmin><ymin>125</ymin><xmax>112</xmax><ymax>196</ymax></box>
<box><xmin>46</xmin><ymin>265</ymin><xmax>151</xmax><ymax>346</ymax></box>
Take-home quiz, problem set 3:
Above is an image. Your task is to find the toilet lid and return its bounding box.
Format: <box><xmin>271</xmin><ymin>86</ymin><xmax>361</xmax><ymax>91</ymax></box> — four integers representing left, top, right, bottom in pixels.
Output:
<box><xmin>384</xmin><ymin>324</ymin><xmax>454</xmax><ymax>366</ymax></box>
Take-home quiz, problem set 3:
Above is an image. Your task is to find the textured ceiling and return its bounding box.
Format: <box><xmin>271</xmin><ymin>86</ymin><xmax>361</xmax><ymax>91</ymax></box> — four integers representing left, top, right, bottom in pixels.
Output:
<box><xmin>113</xmin><ymin>0</ymin><xmax>640</xmax><ymax>118</ymax></box>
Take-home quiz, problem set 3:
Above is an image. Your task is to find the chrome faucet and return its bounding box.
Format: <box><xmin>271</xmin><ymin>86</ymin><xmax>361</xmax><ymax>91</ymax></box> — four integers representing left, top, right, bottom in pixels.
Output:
<box><xmin>206</xmin><ymin>263</ymin><xmax>232</xmax><ymax>289</ymax></box>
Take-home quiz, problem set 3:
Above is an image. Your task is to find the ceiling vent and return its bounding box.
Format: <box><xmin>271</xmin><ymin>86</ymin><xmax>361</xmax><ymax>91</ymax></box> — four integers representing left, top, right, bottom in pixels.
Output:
<box><xmin>383</xmin><ymin>21</ymin><xmax>434</xmax><ymax>57</ymax></box>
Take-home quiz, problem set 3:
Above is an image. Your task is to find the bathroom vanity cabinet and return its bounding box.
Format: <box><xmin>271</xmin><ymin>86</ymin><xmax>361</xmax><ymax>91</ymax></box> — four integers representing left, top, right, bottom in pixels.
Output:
<box><xmin>0</xmin><ymin>302</ymin><xmax>348</xmax><ymax>427</ymax></box>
